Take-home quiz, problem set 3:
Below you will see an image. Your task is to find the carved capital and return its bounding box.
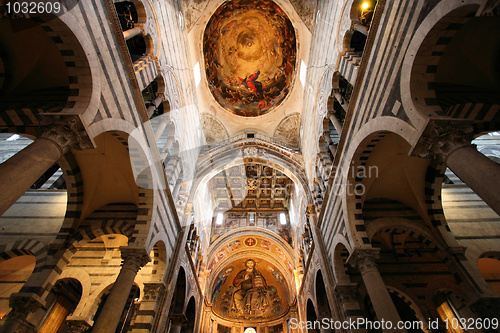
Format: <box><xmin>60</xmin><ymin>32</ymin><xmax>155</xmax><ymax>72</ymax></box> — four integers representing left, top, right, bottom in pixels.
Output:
<box><xmin>169</xmin><ymin>313</ymin><xmax>187</xmax><ymax>327</ymax></box>
<box><xmin>120</xmin><ymin>247</ymin><xmax>151</xmax><ymax>273</ymax></box>
<box><xmin>7</xmin><ymin>295</ymin><xmax>42</xmax><ymax>321</ymax></box>
<box><xmin>143</xmin><ymin>282</ymin><xmax>166</xmax><ymax>301</ymax></box>
<box><xmin>347</xmin><ymin>248</ymin><xmax>380</xmax><ymax>274</ymax></box>
<box><xmin>39</xmin><ymin>116</ymin><xmax>92</xmax><ymax>154</ymax></box>
<box><xmin>66</xmin><ymin>320</ymin><xmax>91</xmax><ymax>333</ymax></box>
<box><xmin>413</xmin><ymin>120</ymin><xmax>474</xmax><ymax>163</ymax></box>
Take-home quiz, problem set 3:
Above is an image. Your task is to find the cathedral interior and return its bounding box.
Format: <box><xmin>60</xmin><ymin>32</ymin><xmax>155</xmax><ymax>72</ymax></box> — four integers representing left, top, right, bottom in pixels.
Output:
<box><xmin>0</xmin><ymin>0</ymin><xmax>500</xmax><ymax>332</ymax></box>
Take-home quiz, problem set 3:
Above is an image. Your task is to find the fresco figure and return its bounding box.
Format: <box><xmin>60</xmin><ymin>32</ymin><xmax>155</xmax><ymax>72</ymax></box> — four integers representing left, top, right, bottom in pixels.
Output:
<box><xmin>213</xmin><ymin>266</ymin><xmax>234</xmax><ymax>304</ymax></box>
<box><xmin>231</xmin><ymin>259</ymin><xmax>269</xmax><ymax>315</ymax></box>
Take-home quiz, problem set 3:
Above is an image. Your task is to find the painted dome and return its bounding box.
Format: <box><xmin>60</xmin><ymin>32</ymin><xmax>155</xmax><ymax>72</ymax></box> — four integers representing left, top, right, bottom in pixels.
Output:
<box><xmin>203</xmin><ymin>0</ymin><xmax>297</xmax><ymax>117</ymax></box>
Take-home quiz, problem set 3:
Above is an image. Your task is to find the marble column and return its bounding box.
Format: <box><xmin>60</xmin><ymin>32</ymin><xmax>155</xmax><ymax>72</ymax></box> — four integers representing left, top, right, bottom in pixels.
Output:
<box><xmin>147</xmin><ymin>96</ymin><xmax>165</xmax><ymax>118</ymax></box>
<box><xmin>168</xmin><ymin>314</ymin><xmax>187</xmax><ymax>333</ymax></box>
<box><xmin>92</xmin><ymin>248</ymin><xmax>150</xmax><ymax>333</ymax></box>
<box><xmin>329</xmin><ymin>114</ymin><xmax>343</xmax><ymax>135</ymax></box>
<box><xmin>419</xmin><ymin>121</ymin><xmax>500</xmax><ymax>216</ymax></box>
<box><xmin>0</xmin><ymin>296</ymin><xmax>42</xmax><ymax>333</ymax></box>
<box><xmin>348</xmin><ymin>249</ymin><xmax>404</xmax><ymax>333</ymax></box>
<box><xmin>0</xmin><ymin>118</ymin><xmax>89</xmax><ymax>216</ymax></box>
<box><xmin>123</xmin><ymin>26</ymin><xmax>144</xmax><ymax>40</ymax></box>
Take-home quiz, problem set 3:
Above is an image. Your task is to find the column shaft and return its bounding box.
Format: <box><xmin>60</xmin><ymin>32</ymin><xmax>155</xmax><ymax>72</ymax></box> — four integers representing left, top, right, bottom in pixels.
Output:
<box><xmin>0</xmin><ymin>137</ymin><xmax>62</xmax><ymax>216</ymax></box>
<box><xmin>91</xmin><ymin>268</ymin><xmax>137</xmax><ymax>332</ymax></box>
<box><xmin>446</xmin><ymin>145</ymin><xmax>500</xmax><ymax>216</ymax></box>
<box><xmin>349</xmin><ymin>250</ymin><xmax>404</xmax><ymax>333</ymax></box>
<box><xmin>360</xmin><ymin>268</ymin><xmax>402</xmax><ymax>329</ymax></box>
<box><xmin>329</xmin><ymin>115</ymin><xmax>343</xmax><ymax>135</ymax></box>
<box><xmin>169</xmin><ymin>325</ymin><xmax>182</xmax><ymax>333</ymax></box>
<box><xmin>92</xmin><ymin>248</ymin><xmax>149</xmax><ymax>333</ymax></box>
<box><xmin>123</xmin><ymin>26</ymin><xmax>143</xmax><ymax>40</ymax></box>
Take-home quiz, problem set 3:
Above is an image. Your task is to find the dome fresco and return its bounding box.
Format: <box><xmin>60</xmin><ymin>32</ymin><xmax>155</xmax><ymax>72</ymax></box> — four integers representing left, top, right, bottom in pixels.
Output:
<box><xmin>203</xmin><ymin>0</ymin><xmax>297</xmax><ymax>117</ymax></box>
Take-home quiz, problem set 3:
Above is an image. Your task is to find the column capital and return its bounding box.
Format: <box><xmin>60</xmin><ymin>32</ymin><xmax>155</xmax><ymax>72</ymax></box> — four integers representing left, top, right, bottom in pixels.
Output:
<box><xmin>7</xmin><ymin>294</ymin><xmax>43</xmax><ymax>320</ymax></box>
<box><xmin>66</xmin><ymin>320</ymin><xmax>91</xmax><ymax>333</ymax></box>
<box><xmin>39</xmin><ymin>116</ymin><xmax>92</xmax><ymax>154</ymax></box>
<box><xmin>120</xmin><ymin>247</ymin><xmax>151</xmax><ymax>273</ymax></box>
<box><xmin>413</xmin><ymin>120</ymin><xmax>475</xmax><ymax>163</ymax></box>
<box><xmin>143</xmin><ymin>282</ymin><xmax>166</xmax><ymax>301</ymax></box>
<box><xmin>168</xmin><ymin>313</ymin><xmax>187</xmax><ymax>326</ymax></box>
<box><xmin>347</xmin><ymin>248</ymin><xmax>380</xmax><ymax>273</ymax></box>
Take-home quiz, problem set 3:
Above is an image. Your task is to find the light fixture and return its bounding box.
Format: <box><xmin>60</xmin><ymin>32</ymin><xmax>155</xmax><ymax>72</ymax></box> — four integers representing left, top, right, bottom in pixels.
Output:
<box><xmin>280</xmin><ymin>213</ymin><xmax>287</xmax><ymax>225</ymax></box>
<box><xmin>6</xmin><ymin>134</ymin><xmax>20</xmax><ymax>141</ymax></box>
<box><xmin>216</xmin><ymin>213</ymin><xmax>223</xmax><ymax>225</ymax></box>
<box><xmin>362</xmin><ymin>2</ymin><xmax>369</xmax><ymax>9</ymax></box>
<box><xmin>193</xmin><ymin>62</ymin><xmax>201</xmax><ymax>87</ymax></box>
<box><xmin>300</xmin><ymin>60</ymin><xmax>307</xmax><ymax>86</ymax></box>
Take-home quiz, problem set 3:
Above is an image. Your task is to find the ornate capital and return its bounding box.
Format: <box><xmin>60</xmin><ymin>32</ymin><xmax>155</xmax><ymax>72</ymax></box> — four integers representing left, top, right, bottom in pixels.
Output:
<box><xmin>120</xmin><ymin>247</ymin><xmax>151</xmax><ymax>273</ymax></box>
<box><xmin>66</xmin><ymin>320</ymin><xmax>91</xmax><ymax>333</ymax></box>
<box><xmin>347</xmin><ymin>248</ymin><xmax>380</xmax><ymax>274</ymax></box>
<box><xmin>169</xmin><ymin>313</ymin><xmax>187</xmax><ymax>327</ymax></box>
<box><xmin>413</xmin><ymin>120</ymin><xmax>474</xmax><ymax>163</ymax></box>
<box><xmin>39</xmin><ymin>116</ymin><xmax>92</xmax><ymax>154</ymax></box>
<box><xmin>7</xmin><ymin>295</ymin><xmax>42</xmax><ymax>321</ymax></box>
<box><xmin>143</xmin><ymin>282</ymin><xmax>166</xmax><ymax>301</ymax></box>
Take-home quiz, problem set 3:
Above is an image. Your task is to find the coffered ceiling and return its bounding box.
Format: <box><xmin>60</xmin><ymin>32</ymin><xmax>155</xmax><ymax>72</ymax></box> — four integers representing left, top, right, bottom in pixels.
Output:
<box><xmin>209</xmin><ymin>161</ymin><xmax>294</xmax><ymax>211</ymax></box>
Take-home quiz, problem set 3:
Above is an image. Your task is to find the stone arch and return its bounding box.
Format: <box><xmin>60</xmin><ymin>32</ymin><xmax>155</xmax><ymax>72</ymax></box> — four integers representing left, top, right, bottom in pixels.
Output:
<box><xmin>0</xmin><ymin>11</ymin><xmax>99</xmax><ymax>128</ymax></box>
<box><xmin>38</xmin><ymin>278</ymin><xmax>84</xmax><ymax>332</ymax></box>
<box><xmin>191</xmin><ymin>139</ymin><xmax>315</xmax><ymax>211</ymax></box>
<box><xmin>306</xmin><ymin>298</ymin><xmax>318</xmax><ymax>327</ymax></box>
<box><xmin>402</xmin><ymin>1</ymin><xmax>500</xmax><ymax>127</ymax></box>
<box><xmin>65</xmin><ymin>219</ymin><xmax>135</xmax><ymax>254</ymax></box>
<box><xmin>366</xmin><ymin>217</ymin><xmax>443</xmax><ymax>251</ymax></box>
<box><xmin>0</xmin><ymin>239</ymin><xmax>47</xmax><ymax>280</ymax></box>
<box><xmin>342</xmin><ymin>117</ymin><xmax>430</xmax><ymax>247</ymax></box>
<box><xmin>314</xmin><ymin>270</ymin><xmax>333</xmax><ymax>320</ymax></box>
<box><xmin>332</xmin><ymin>241</ymin><xmax>352</xmax><ymax>285</ymax></box>
<box><xmin>183</xmin><ymin>296</ymin><xmax>196</xmax><ymax>333</ymax></box>
<box><xmin>57</xmin><ymin>268</ymin><xmax>92</xmax><ymax>320</ymax></box>
<box><xmin>386</xmin><ymin>286</ymin><xmax>429</xmax><ymax>332</ymax></box>
<box><xmin>169</xmin><ymin>266</ymin><xmax>187</xmax><ymax>315</ymax></box>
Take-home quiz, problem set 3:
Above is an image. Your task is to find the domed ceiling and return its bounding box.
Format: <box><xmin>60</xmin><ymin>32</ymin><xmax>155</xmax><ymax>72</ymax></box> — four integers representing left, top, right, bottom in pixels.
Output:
<box><xmin>203</xmin><ymin>0</ymin><xmax>297</xmax><ymax>117</ymax></box>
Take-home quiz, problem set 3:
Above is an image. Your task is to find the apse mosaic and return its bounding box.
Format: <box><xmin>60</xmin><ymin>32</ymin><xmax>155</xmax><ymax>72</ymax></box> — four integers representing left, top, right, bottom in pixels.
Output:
<box><xmin>212</xmin><ymin>259</ymin><xmax>289</xmax><ymax>320</ymax></box>
<box><xmin>203</xmin><ymin>0</ymin><xmax>297</xmax><ymax>116</ymax></box>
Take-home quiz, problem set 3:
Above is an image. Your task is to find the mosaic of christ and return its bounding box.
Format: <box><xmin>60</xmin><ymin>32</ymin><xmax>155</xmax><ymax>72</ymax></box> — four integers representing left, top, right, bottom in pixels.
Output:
<box><xmin>212</xmin><ymin>259</ymin><xmax>289</xmax><ymax>320</ymax></box>
<box><xmin>203</xmin><ymin>0</ymin><xmax>297</xmax><ymax>117</ymax></box>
